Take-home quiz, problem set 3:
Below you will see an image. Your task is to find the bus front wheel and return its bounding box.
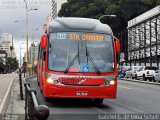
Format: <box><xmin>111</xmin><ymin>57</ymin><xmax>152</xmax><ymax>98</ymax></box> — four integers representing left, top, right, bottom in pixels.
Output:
<box><xmin>44</xmin><ymin>97</ymin><xmax>52</xmax><ymax>102</ymax></box>
<box><xmin>94</xmin><ymin>98</ymin><xmax>103</xmax><ymax>105</ymax></box>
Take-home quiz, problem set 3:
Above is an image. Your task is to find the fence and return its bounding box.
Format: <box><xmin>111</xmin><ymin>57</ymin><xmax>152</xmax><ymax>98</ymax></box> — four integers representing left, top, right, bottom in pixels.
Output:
<box><xmin>24</xmin><ymin>82</ymin><xmax>50</xmax><ymax>120</ymax></box>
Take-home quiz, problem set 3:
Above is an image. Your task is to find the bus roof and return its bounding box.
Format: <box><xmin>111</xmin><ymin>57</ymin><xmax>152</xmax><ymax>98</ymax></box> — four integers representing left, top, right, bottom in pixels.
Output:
<box><xmin>46</xmin><ymin>17</ymin><xmax>113</xmax><ymax>35</ymax></box>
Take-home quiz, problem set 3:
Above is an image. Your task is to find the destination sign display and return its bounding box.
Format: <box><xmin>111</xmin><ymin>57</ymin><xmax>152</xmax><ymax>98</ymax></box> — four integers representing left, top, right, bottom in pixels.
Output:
<box><xmin>56</xmin><ymin>33</ymin><xmax>105</xmax><ymax>42</ymax></box>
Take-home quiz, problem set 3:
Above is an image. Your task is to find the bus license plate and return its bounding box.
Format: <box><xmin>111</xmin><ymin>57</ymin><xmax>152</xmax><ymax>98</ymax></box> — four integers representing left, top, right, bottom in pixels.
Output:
<box><xmin>76</xmin><ymin>91</ymin><xmax>88</xmax><ymax>96</ymax></box>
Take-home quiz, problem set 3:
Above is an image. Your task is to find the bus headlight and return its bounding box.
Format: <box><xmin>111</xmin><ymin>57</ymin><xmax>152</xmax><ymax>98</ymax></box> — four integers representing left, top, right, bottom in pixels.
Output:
<box><xmin>110</xmin><ymin>80</ymin><xmax>115</xmax><ymax>85</ymax></box>
<box><xmin>47</xmin><ymin>77</ymin><xmax>59</xmax><ymax>85</ymax></box>
<box><xmin>47</xmin><ymin>78</ymin><xmax>54</xmax><ymax>84</ymax></box>
<box><xmin>105</xmin><ymin>80</ymin><xmax>115</xmax><ymax>86</ymax></box>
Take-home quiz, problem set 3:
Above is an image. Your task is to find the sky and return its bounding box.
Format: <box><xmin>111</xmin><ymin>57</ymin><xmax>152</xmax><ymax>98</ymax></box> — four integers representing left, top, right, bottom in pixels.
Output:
<box><xmin>0</xmin><ymin>0</ymin><xmax>67</xmax><ymax>62</ymax></box>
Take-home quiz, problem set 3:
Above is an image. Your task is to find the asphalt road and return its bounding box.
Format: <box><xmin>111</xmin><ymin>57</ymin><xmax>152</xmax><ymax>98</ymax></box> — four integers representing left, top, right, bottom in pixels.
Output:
<box><xmin>28</xmin><ymin>78</ymin><xmax>160</xmax><ymax>120</ymax></box>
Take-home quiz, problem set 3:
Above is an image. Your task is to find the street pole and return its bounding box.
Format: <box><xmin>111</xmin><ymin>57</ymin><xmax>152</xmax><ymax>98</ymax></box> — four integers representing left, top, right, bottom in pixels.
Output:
<box><xmin>26</xmin><ymin>10</ymin><xmax>29</xmax><ymax>79</ymax></box>
<box><xmin>99</xmin><ymin>15</ymin><xmax>116</xmax><ymax>21</ymax></box>
<box><xmin>19</xmin><ymin>68</ymin><xmax>24</xmax><ymax>100</ymax></box>
<box><xmin>23</xmin><ymin>0</ymin><xmax>38</xmax><ymax>80</ymax></box>
<box><xmin>32</xmin><ymin>28</ymin><xmax>38</xmax><ymax>75</ymax></box>
<box><xmin>20</xmin><ymin>43</ymin><xmax>24</xmax><ymax>68</ymax></box>
<box><xmin>24</xmin><ymin>0</ymin><xmax>29</xmax><ymax>80</ymax></box>
<box><xmin>20</xmin><ymin>45</ymin><xmax>21</xmax><ymax>68</ymax></box>
<box><xmin>32</xmin><ymin>43</ymin><xmax>35</xmax><ymax>75</ymax></box>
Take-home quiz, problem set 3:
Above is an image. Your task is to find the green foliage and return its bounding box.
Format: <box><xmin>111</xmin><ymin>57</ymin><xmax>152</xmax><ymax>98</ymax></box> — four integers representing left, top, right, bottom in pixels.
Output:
<box><xmin>58</xmin><ymin>0</ymin><xmax>160</xmax><ymax>35</ymax></box>
<box><xmin>8</xmin><ymin>57</ymin><xmax>19</xmax><ymax>71</ymax></box>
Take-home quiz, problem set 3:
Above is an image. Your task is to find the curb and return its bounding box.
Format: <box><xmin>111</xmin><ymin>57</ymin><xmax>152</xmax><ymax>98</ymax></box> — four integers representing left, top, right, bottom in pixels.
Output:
<box><xmin>0</xmin><ymin>75</ymin><xmax>16</xmax><ymax>113</ymax></box>
<box><xmin>28</xmin><ymin>75</ymin><xmax>36</xmax><ymax>79</ymax></box>
<box><xmin>24</xmin><ymin>75</ymin><xmax>36</xmax><ymax>80</ymax></box>
<box><xmin>120</xmin><ymin>78</ymin><xmax>160</xmax><ymax>86</ymax></box>
<box><xmin>6</xmin><ymin>76</ymin><xmax>25</xmax><ymax>116</ymax></box>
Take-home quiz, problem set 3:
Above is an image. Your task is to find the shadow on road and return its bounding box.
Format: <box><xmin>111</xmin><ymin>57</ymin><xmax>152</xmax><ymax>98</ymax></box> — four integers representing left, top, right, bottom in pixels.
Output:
<box><xmin>45</xmin><ymin>98</ymin><xmax>112</xmax><ymax>109</ymax></box>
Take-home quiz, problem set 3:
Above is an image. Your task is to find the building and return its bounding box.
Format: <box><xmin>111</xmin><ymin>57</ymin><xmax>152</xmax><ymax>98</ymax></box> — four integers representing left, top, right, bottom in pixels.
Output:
<box><xmin>45</xmin><ymin>0</ymin><xmax>57</xmax><ymax>24</ymax></box>
<box><xmin>127</xmin><ymin>5</ymin><xmax>160</xmax><ymax>67</ymax></box>
<box><xmin>0</xmin><ymin>33</ymin><xmax>16</xmax><ymax>58</ymax></box>
<box><xmin>23</xmin><ymin>43</ymin><xmax>38</xmax><ymax>75</ymax></box>
<box><xmin>51</xmin><ymin>0</ymin><xmax>57</xmax><ymax>19</ymax></box>
<box><xmin>46</xmin><ymin>12</ymin><xmax>53</xmax><ymax>23</ymax></box>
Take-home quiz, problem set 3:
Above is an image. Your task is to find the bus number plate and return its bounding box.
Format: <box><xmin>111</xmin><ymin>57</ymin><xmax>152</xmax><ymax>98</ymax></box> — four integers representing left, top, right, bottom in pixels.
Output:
<box><xmin>76</xmin><ymin>91</ymin><xmax>88</xmax><ymax>96</ymax></box>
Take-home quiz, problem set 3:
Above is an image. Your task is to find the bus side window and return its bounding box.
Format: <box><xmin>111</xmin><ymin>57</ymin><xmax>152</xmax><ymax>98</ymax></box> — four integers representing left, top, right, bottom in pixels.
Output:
<box><xmin>39</xmin><ymin>42</ymin><xmax>46</xmax><ymax>61</ymax></box>
<box><xmin>39</xmin><ymin>47</ymin><xmax>44</xmax><ymax>61</ymax></box>
<box><xmin>41</xmin><ymin>49</ymin><xmax>46</xmax><ymax>61</ymax></box>
<box><xmin>38</xmin><ymin>45</ymin><xmax>40</xmax><ymax>61</ymax></box>
<box><xmin>43</xmin><ymin>51</ymin><xmax>46</xmax><ymax>61</ymax></box>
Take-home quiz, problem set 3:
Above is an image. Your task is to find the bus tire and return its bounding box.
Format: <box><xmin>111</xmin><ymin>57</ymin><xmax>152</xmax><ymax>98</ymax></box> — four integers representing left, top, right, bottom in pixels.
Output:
<box><xmin>45</xmin><ymin>97</ymin><xmax>52</xmax><ymax>102</ymax></box>
<box><xmin>94</xmin><ymin>98</ymin><xmax>103</xmax><ymax>105</ymax></box>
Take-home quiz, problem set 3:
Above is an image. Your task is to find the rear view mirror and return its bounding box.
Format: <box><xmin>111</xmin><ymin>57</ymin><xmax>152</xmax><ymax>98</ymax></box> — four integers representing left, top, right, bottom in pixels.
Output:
<box><xmin>41</xmin><ymin>35</ymin><xmax>48</xmax><ymax>49</ymax></box>
<box><xmin>114</xmin><ymin>38</ymin><xmax>120</xmax><ymax>53</ymax></box>
<box><xmin>114</xmin><ymin>37</ymin><xmax>120</xmax><ymax>63</ymax></box>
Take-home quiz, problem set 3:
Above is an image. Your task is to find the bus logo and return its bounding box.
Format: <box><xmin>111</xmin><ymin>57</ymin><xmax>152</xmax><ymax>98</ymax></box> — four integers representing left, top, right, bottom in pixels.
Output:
<box><xmin>83</xmin><ymin>66</ymin><xmax>89</xmax><ymax>72</ymax></box>
<box><xmin>78</xmin><ymin>79</ymin><xmax>87</xmax><ymax>84</ymax></box>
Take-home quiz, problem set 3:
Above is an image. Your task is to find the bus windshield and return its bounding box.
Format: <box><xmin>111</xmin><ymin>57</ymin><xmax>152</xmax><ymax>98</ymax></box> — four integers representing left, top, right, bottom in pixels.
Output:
<box><xmin>48</xmin><ymin>32</ymin><xmax>114</xmax><ymax>73</ymax></box>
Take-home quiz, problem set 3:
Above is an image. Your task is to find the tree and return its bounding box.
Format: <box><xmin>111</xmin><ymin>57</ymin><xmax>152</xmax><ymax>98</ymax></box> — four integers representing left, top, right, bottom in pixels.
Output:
<box><xmin>8</xmin><ymin>57</ymin><xmax>19</xmax><ymax>72</ymax></box>
<box><xmin>58</xmin><ymin>0</ymin><xmax>159</xmax><ymax>34</ymax></box>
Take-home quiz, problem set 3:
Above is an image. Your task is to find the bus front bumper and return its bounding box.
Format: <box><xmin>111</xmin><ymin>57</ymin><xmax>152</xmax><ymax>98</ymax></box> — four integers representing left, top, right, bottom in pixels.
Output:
<box><xmin>42</xmin><ymin>85</ymin><xmax>117</xmax><ymax>99</ymax></box>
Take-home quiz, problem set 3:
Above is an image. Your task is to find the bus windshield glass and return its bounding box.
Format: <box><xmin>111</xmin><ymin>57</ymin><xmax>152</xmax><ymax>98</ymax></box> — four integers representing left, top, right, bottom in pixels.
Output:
<box><xmin>48</xmin><ymin>32</ymin><xmax>114</xmax><ymax>73</ymax></box>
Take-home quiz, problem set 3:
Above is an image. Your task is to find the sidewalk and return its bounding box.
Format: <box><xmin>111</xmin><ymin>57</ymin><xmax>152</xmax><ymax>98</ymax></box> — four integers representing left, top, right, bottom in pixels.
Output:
<box><xmin>0</xmin><ymin>74</ymin><xmax>17</xmax><ymax>114</ymax></box>
<box><xmin>6</xmin><ymin>75</ymin><xmax>25</xmax><ymax>120</ymax></box>
<box><xmin>5</xmin><ymin>74</ymin><xmax>37</xmax><ymax>120</ymax></box>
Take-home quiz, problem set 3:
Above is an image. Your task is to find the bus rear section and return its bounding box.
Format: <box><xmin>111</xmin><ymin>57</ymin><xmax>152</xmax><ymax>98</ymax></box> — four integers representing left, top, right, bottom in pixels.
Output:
<box><xmin>37</xmin><ymin>17</ymin><xmax>120</xmax><ymax>104</ymax></box>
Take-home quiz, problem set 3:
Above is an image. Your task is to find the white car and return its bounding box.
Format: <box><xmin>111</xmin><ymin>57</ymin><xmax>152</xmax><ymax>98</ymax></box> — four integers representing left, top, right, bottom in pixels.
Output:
<box><xmin>125</xmin><ymin>66</ymin><xmax>142</xmax><ymax>79</ymax></box>
<box><xmin>135</xmin><ymin>66</ymin><xmax>158</xmax><ymax>81</ymax></box>
<box><xmin>153</xmin><ymin>69</ymin><xmax>160</xmax><ymax>82</ymax></box>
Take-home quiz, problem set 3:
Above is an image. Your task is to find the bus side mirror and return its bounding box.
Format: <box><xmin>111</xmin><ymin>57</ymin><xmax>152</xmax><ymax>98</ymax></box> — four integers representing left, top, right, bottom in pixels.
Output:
<box><xmin>114</xmin><ymin>37</ymin><xmax>120</xmax><ymax>63</ymax></box>
<box><xmin>114</xmin><ymin>39</ymin><xmax>120</xmax><ymax>53</ymax></box>
<box><xmin>41</xmin><ymin>35</ymin><xmax>48</xmax><ymax>49</ymax></box>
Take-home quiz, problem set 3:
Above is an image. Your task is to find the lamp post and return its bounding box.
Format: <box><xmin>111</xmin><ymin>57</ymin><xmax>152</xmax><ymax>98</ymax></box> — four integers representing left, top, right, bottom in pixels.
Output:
<box><xmin>32</xmin><ymin>28</ymin><xmax>39</xmax><ymax>75</ymax></box>
<box><xmin>99</xmin><ymin>15</ymin><xmax>116</xmax><ymax>21</ymax></box>
<box><xmin>20</xmin><ymin>43</ymin><xmax>25</xmax><ymax>69</ymax></box>
<box><xmin>23</xmin><ymin>0</ymin><xmax>38</xmax><ymax>80</ymax></box>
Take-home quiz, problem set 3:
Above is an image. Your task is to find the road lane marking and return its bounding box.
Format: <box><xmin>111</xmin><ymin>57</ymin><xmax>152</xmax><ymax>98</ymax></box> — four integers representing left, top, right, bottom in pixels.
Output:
<box><xmin>0</xmin><ymin>75</ymin><xmax>16</xmax><ymax>113</ymax></box>
<box><xmin>118</xmin><ymin>85</ymin><xmax>132</xmax><ymax>90</ymax></box>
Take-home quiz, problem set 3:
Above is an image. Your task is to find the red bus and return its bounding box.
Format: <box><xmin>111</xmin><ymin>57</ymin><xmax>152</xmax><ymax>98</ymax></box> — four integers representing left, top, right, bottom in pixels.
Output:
<box><xmin>37</xmin><ymin>17</ymin><xmax>120</xmax><ymax>104</ymax></box>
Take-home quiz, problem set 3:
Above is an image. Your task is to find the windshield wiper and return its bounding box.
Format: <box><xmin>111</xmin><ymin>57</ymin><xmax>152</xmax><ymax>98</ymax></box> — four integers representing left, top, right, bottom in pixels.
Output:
<box><xmin>64</xmin><ymin>41</ymin><xmax>101</xmax><ymax>74</ymax></box>
<box><xmin>85</xmin><ymin>42</ymin><xmax>101</xmax><ymax>74</ymax></box>
<box><xmin>64</xmin><ymin>41</ymin><xmax>80</xmax><ymax>74</ymax></box>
